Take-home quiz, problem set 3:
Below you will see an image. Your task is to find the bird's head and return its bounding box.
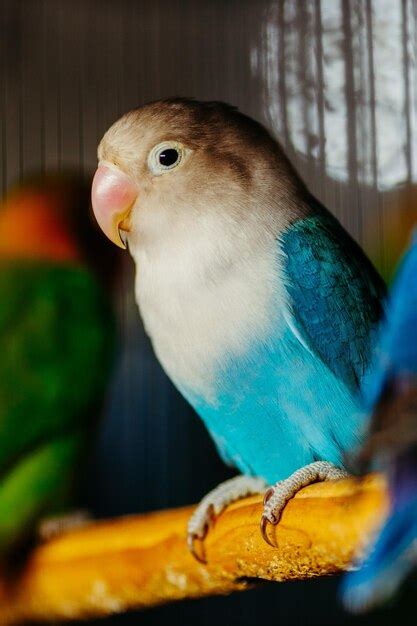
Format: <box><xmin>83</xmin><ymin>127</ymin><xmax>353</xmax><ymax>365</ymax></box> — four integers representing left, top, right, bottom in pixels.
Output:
<box><xmin>92</xmin><ymin>99</ymin><xmax>298</xmax><ymax>257</ymax></box>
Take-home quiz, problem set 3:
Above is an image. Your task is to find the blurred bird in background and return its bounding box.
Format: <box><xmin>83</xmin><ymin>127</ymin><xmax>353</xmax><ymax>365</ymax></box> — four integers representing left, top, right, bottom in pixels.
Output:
<box><xmin>91</xmin><ymin>98</ymin><xmax>385</xmax><ymax>560</ymax></box>
<box><xmin>0</xmin><ymin>174</ymin><xmax>116</xmax><ymax>559</ymax></box>
<box><xmin>342</xmin><ymin>231</ymin><xmax>417</xmax><ymax>612</ymax></box>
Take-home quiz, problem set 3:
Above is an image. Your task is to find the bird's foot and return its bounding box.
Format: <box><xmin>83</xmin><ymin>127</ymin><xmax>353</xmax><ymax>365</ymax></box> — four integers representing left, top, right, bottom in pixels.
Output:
<box><xmin>38</xmin><ymin>509</ymin><xmax>91</xmax><ymax>542</ymax></box>
<box><xmin>188</xmin><ymin>475</ymin><xmax>267</xmax><ymax>563</ymax></box>
<box><xmin>261</xmin><ymin>461</ymin><xmax>349</xmax><ymax>546</ymax></box>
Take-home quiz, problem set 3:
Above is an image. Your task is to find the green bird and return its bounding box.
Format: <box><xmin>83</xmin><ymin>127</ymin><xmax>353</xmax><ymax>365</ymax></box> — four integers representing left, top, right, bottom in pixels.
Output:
<box><xmin>0</xmin><ymin>175</ymin><xmax>116</xmax><ymax>557</ymax></box>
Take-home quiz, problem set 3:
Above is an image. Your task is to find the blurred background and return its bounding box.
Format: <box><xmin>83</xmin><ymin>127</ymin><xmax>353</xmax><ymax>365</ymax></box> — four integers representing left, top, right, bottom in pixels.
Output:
<box><xmin>1</xmin><ymin>1</ymin><xmax>417</xmax><ymax>625</ymax></box>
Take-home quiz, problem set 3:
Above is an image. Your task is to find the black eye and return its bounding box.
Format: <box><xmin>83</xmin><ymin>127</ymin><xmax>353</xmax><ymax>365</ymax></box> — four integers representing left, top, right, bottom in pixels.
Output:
<box><xmin>158</xmin><ymin>148</ymin><xmax>179</xmax><ymax>168</ymax></box>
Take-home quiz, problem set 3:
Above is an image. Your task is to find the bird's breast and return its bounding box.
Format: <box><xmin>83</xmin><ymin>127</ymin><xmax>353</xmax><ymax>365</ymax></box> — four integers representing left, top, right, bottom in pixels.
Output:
<box><xmin>134</xmin><ymin>240</ymin><xmax>289</xmax><ymax>403</ymax></box>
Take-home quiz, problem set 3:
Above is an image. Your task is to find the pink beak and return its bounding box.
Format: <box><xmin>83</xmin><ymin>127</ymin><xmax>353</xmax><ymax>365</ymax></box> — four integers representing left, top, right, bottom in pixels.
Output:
<box><xmin>91</xmin><ymin>164</ymin><xmax>138</xmax><ymax>249</ymax></box>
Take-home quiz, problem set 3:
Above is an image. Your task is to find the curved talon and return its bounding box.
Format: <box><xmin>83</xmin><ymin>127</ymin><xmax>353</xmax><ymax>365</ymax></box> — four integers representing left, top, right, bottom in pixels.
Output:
<box><xmin>188</xmin><ymin>504</ymin><xmax>218</xmax><ymax>564</ymax></box>
<box><xmin>263</xmin><ymin>487</ymin><xmax>274</xmax><ymax>506</ymax></box>
<box><xmin>260</xmin><ymin>515</ymin><xmax>277</xmax><ymax>548</ymax></box>
<box><xmin>188</xmin><ymin>527</ymin><xmax>208</xmax><ymax>564</ymax></box>
<box><xmin>188</xmin><ymin>476</ymin><xmax>267</xmax><ymax>563</ymax></box>
<box><xmin>207</xmin><ymin>503</ymin><xmax>216</xmax><ymax>525</ymax></box>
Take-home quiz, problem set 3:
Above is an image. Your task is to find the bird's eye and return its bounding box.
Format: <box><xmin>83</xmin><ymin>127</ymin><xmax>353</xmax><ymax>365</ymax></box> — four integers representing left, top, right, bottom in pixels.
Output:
<box><xmin>148</xmin><ymin>142</ymin><xmax>186</xmax><ymax>175</ymax></box>
<box><xmin>158</xmin><ymin>148</ymin><xmax>179</xmax><ymax>167</ymax></box>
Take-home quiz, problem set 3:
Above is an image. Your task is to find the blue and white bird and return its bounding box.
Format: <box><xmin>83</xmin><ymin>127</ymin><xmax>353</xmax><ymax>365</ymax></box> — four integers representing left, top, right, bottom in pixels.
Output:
<box><xmin>91</xmin><ymin>99</ymin><xmax>385</xmax><ymax>559</ymax></box>
<box><xmin>341</xmin><ymin>233</ymin><xmax>417</xmax><ymax>612</ymax></box>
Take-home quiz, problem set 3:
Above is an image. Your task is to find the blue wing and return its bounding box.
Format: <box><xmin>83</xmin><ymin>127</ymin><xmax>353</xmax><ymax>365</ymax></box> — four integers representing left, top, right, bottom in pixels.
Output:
<box><xmin>187</xmin><ymin>212</ymin><xmax>386</xmax><ymax>483</ymax></box>
<box><xmin>281</xmin><ymin>212</ymin><xmax>385</xmax><ymax>394</ymax></box>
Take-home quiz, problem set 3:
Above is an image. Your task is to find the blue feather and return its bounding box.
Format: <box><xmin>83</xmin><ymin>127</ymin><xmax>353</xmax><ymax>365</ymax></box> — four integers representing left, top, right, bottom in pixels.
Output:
<box><xmin>341</xmin><ymin>232</ymin><xmax>417</xmax><ymax>612</ymax></box>
<box><xmin>283</xmin><ymin>215</ymin><xmax>384</xmax><ymax>394</ymax></box>
<box><xmin>180</xmin><ymin>214</ymin><xmax>384</xmax><ymax>484</ymax></box>
<box><xmin>342</xmin><ymin>495</ymin><xmax>417</xmax><ymax>612</ymax></box>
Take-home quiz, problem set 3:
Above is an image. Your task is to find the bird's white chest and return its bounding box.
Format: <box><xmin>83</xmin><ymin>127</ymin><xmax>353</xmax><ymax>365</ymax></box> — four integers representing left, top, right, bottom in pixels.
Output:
<box><xmin>133</xmin><ymin>238</ymin><xmax>287</xmax><ymax>402</ymax></box>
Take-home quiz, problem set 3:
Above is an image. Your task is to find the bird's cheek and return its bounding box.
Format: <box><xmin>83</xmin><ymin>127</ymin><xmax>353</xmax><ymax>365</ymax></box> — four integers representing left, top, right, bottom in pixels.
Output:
<box><xmin>91</xmin><ymin>164</ymin><xmax>138</xmax><ymax>249</ymax></box>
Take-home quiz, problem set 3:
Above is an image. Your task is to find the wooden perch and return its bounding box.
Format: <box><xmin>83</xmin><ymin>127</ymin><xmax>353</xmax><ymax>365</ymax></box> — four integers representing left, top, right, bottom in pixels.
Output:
<box><xmin>0</xmin><ymin>474</ymin><xmax>388</xmax><ymax>624</ymax></box>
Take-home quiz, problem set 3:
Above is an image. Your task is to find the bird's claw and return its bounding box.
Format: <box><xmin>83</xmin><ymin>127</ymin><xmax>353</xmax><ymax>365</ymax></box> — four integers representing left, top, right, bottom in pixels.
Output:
<box><xmin>188</xmin><ymin>527</ymin><xmax>208</xmax><ymax>564</ymax></box>
<box><xmin>263</xmin><ymin>486</ymin><xmax>274</xmax><ymax>506</ymax></box>
<box><xmin>187</xmin><ymin>475</ymin><xmax>267</xmax><ymax>562</ymax></box>
<box><xmin>260</xmin><ymin>514</ymin><xmax>277</xmax><ymax>547</ymax></box>
<box><xmin>260</xmin><ymin>486</ymin><xmax>280</xmax><ymax>546</ymax></box>
<box><xmin>187</xmin><ymin>503</ymin><xmax>216</xmax><ymax>564</ymax></box>
<box><xmin>260</xmin><ymin>462</ymin><xmax>349</xmax><ymax>547</ymax></box>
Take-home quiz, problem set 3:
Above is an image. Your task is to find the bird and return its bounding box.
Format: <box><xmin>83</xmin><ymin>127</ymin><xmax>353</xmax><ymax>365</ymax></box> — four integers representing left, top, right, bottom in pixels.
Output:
<box><xmin>91</xmin><ymin>98</ymin><xmax>385</xmax><ymax>560</ymax></box>
<box><xmin>0</xmin><ymin>174</ymin><xmax>115</xmax><ymax>557</ymax></box>
<box><xmin>341</xmin><ymin>232</ymin><xmax>417</xmax><ymax>612</ymax></box>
